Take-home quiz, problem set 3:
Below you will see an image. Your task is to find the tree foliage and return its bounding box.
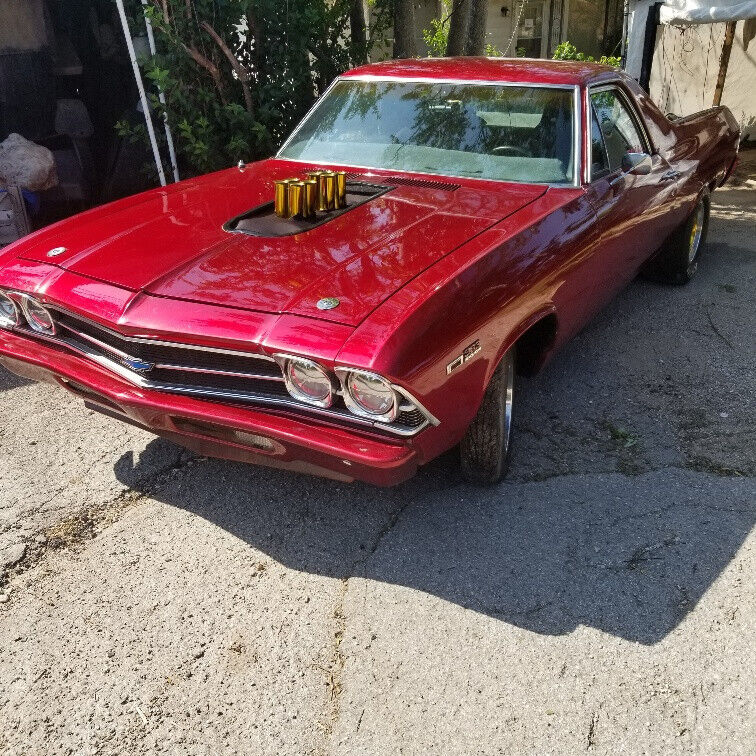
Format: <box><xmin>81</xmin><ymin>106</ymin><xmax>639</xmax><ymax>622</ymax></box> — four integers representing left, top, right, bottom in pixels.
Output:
<box><xmin>552</xmin><ymin>41</ymin><xmax>621</xmax><ymax>67</ymax></box>
<box><xmin>119</xmin><ymin>0</ymin><xmax>391</xmax><ymax>176</ymax></box>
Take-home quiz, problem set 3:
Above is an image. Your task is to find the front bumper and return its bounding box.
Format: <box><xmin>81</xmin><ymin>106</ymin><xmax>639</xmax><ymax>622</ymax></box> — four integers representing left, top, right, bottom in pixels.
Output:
<box><xmin>0</xmin><ymin>329</ymin><xmax>419</xmax><ymax>486</ymax></box>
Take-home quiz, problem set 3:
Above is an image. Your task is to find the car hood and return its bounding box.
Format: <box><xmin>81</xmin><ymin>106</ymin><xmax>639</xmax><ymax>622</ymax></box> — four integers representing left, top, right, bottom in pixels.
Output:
<box><xmin>14</xmin><ymin>159</ymin><xmax>547</xmax><ymax>326</ymax></box>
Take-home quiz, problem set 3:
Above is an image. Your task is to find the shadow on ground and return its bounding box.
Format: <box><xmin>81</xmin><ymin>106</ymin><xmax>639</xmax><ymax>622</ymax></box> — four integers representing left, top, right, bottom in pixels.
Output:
<box><xmin>0</xmin><ymin>366</ymin><xmax>31</xmax><ymax>392</ymax></box>
<box><xmin>100</xmin><ymin>197</ymin><xmax>751</xmax><ymax>645</ymax></box>
<box><xmin>115</xmin><ymin>438</ymin><xmax>754</xmax><ymax>645</ymax></box>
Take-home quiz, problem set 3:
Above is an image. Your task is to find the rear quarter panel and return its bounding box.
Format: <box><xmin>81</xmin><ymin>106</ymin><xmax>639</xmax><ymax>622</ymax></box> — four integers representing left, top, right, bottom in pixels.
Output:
<box><xmin>626</xmin><ymin>76</ymin><xmax>740</xmax><ymax>209</ymax></box>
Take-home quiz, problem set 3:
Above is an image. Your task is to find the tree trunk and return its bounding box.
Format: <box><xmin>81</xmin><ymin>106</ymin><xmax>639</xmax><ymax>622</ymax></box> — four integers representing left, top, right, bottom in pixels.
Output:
<box><xmin>446</xmin><ymin>0</ymin><xmax>471</xmax><ymax>57</ymax></box>
<box><xmin>464</xmin><ymin>0</ymin><xmax>488</xmax><ymax>55</ymax></box>
<box><xmin>350</xmin><ymin>0</ymin><xmax>368</xmax><ymax>64</ymax></box>
<box><xmin>393</xmin><ymin>0</ymin><xmax>417</xmax><ymax>59</ymax></box>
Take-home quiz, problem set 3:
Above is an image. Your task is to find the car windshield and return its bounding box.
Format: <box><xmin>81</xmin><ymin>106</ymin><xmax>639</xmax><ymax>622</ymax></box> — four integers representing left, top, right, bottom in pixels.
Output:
<box><xmin>279</xmin><ymin>79</ymin><xmax>576</xmax><ymax>184</ymax></box>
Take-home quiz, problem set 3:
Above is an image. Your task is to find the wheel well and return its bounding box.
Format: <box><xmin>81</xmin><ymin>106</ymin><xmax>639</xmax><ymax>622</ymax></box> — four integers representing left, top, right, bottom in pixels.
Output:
<box><xmin>515</xmin><ymin>313</ymin><xmax>558</xmax><ymax>377</ymax></box>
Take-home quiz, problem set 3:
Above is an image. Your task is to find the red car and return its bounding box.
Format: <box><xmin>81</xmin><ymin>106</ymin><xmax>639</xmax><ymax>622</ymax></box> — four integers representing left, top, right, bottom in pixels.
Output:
<box><xmin>0</xmin><ymin>59</ymin><xmax>740</xmax><ymax>486</ymax></box>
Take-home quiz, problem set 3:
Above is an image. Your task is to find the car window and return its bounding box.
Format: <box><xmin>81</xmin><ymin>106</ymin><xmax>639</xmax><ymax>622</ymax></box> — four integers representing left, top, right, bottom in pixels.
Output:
<box><xmin>279</xmin><ymin>80</ymin><xmax>576</xmax><ymax>184</ymax></box>
<box><xmin>590</xmin><ymin>106</ymin><xmax>610</xmax><ymax>179</ymax></box>
<box><xmin>590</xmin><ymin>89</ymin><xmax>645</xmax><ymax>172</ymax></box>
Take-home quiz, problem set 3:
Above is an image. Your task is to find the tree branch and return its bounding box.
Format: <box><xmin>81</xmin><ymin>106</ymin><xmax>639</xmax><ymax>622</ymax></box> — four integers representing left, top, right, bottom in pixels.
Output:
<box><xmin>184</xmin><ymin>44</ymin><xmax>227</xmax><ymax>104</ymax></box>
<box><xmin>200</xmin><ymin>20</ymin><xmax>254</xmax><ymax>116</ymax></box>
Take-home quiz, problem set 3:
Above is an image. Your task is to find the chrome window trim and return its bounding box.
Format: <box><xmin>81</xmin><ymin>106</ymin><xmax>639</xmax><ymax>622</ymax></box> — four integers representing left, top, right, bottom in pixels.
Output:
<box><xmin>586</xmin><ymin>82</ymin><xmax>653</xmax><ymax>183</ymax></box>
<box><xmin>277</xmin><ymin>77</ymin><xmax>581</xmax><ymax>188</ymax></box>
<box><xmin>585</xmin><ymin>99</ymin><xmax>611</xmax><ymax>184</ymax></box>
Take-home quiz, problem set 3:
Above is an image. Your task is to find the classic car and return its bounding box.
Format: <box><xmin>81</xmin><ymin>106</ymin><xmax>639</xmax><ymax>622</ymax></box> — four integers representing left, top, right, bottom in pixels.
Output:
<box><xmin>0</xmin><ymin>59</ymin><xmax>740</xmax><ymax>486</ymax></box>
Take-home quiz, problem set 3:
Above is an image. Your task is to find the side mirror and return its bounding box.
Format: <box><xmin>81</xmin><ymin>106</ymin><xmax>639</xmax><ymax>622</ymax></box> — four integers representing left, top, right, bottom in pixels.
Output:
<box><xmin>621</xmin><ymin>152</ymin><xmax>652</xmax><ymax>176</ymax></box>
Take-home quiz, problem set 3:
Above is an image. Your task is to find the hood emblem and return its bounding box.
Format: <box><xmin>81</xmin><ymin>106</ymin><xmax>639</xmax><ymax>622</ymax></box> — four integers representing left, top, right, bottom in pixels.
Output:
<box><xmin>47</xmin><ymin>247</ymin><xmax>67</xmax><ymax>257</ymax></box>
<box><xmin>120</xmin><ymin>355</ymin><xmax>155</xmax><ymax>373</ymax></box>
<box><xmin>316</xmin><ymin>297</ymin><xmax>340</xmax><ymax>311</ymax></box>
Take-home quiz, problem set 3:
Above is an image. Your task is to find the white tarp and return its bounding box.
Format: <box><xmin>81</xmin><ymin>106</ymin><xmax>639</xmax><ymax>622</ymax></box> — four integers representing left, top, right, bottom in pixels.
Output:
<box><xmin>660</xmin><ymin>0</ymin><xmax>756</xmax><ymax>24</ymax></box>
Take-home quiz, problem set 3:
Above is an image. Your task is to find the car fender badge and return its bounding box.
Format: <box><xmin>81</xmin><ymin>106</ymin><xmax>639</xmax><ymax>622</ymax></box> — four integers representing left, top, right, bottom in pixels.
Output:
<box><xmin>47</xmin><ymin>247</ymin><xmax>67</xmax><ymax>258</ymax></box>
<box><xmin>316</xmin><ymin>297</ymin><xmax>340</xmax><ymax>310</ymax></box>
<box><xmin>446</xmin><ymin>339</ymin><xmax>481</xmax><ymax>375</ymax></box>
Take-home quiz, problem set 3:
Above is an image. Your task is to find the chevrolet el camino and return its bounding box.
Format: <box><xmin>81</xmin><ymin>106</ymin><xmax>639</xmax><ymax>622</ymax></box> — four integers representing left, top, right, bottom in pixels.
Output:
<box><xmin>0</xmin><ymin>59</ymin><xmax>740</xmax><ymax>485</ymax></box>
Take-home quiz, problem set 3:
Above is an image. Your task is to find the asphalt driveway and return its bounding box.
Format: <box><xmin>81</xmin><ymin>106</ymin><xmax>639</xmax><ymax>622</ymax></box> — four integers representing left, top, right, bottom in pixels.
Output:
<box><xmin>1</xmin><ymin>162</ymin><xmax>754</xmax><ymax>755</ymax></box>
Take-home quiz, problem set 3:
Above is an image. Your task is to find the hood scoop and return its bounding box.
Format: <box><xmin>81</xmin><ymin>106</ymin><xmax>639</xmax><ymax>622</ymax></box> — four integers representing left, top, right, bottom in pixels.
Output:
<box><xmin>224</xmin><ymin>178</ymin><xmax>390</xmax><ymax>238</ymax></box>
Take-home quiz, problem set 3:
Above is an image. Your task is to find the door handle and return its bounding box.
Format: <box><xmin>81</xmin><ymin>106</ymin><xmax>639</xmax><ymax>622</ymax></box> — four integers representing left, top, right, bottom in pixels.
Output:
<box><xmin>660</xmin><ymin>169</ymin><xmax>681</xmax><ymax>182</ymax></box>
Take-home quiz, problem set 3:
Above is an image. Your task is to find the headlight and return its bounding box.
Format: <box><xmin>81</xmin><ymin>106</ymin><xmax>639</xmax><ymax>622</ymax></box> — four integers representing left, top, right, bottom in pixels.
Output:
<box><xmin>340</xmin><ymin>370</ymin><xmax>398</xmax><ymax>422</ymax></box>
<box><xmin>276</xmin><ymin>355</ymin><xmax>334</xmax><ymax>407</ymax></box>
<box><xmin>0</xmin><ymin>291</ymin><xmax>19</xmax><ymax>328</ymax></box>
<box><xmin>20</xmin><ymin>296</ymin><xmax>55</xmax><ymax>334</ymax></box>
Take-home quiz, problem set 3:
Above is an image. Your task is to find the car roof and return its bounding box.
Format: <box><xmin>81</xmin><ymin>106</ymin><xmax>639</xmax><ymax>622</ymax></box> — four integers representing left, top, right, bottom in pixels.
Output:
<box><xmin>342</xmin><ymin>57</ymin><xmax>619</xmax><ymax>86</ymax></box>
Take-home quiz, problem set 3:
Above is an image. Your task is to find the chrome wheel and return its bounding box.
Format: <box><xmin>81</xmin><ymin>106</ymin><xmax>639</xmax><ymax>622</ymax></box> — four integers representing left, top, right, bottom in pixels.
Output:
<box><xmin>688</xmin><ymin>202</ymin><xmax>705</xmax><ymax>263</ymax></box>
<box><xmin>500</xmin><ymin>351</ymin><xmax>514</xmax><ymax>460</ymax></box>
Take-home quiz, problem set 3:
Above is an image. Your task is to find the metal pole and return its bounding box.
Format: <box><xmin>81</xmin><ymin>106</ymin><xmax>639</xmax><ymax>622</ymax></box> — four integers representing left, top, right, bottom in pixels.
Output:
<box><xmin>141</xmin><ymin>0</ymin><xmax>180</xmax><ymax>182</ymax></box>
<box><xmin>115</xmin><ymin>0</ymin><xmax>166</xmax><ymax>187</ymax></box>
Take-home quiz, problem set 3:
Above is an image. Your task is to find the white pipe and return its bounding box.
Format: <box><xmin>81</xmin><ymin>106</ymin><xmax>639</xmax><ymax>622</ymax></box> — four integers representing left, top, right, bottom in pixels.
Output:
<box><xmin>115</xmin><ymin>0</ymin><xmax>166</xmax><ymax>187</ymax></box>
<box><xmin>141</xmin><ymin>0</ymin><xmax>180</xmax><ymax>182</ymax></box>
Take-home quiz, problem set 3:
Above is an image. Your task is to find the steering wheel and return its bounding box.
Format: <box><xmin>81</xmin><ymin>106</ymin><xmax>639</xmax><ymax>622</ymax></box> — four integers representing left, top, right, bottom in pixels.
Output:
<box><xmin>492</xmin><ymin>145</ymin><xmax>531</xmax><ymax>158</ymax></box>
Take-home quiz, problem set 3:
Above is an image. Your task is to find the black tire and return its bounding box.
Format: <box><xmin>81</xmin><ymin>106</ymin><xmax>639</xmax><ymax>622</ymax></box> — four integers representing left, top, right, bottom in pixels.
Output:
<box><xmin>460</xmin><ymin>349</ymin><xmax>515</xmax><ymax>485</ymax></box>
<box><xmin>642</xmin><ymin>188</ymin><xmax>710</xmax><ymax>285</ymax></box>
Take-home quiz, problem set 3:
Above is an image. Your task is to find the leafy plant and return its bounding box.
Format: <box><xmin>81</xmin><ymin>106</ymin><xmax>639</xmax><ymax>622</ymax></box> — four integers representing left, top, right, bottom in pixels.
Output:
<box><xmin>121</xmin><ymin>0</ymin><xmax>392</xmax><ymax>177</ymax></box>
<box><xmin>552</xmin><ymin>41</ymin><xmax>621</xmax><ymax>67</ymax></box>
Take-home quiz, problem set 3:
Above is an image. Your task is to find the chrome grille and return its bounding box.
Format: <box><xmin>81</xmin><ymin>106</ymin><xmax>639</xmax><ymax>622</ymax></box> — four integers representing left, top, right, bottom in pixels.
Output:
<box><xmin>9</xmin><ymin>305</ymin><xmax>434</xmax><ymax>437</ymax></box>
<box><xmin>52</xmin><ymin>311</ymin><xmax>282</xmax><ymax>379</ymax></box>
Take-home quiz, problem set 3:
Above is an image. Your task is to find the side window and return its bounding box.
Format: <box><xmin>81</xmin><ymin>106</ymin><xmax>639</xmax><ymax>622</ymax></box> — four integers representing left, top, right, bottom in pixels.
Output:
<box><xmin>590</xmin><ymin>106</ymin><xmax>610</xmax><ymax>179</ymax></box>
<box><xmin>590</xmin><ymin>89</ymin><xmax>646</xmax><ymax>172</ymax></box>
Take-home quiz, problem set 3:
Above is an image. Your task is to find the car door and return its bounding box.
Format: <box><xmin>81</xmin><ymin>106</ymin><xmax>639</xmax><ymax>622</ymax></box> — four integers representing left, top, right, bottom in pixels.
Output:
<box><xmin>583</xmin><ymin>84</ymin><xmax>683</xmax><ymax>288</ymax></box>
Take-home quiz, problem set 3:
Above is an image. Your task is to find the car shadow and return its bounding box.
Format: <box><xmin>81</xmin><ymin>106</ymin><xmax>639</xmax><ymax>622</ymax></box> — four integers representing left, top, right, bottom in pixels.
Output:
<box><xmin>110</xmin><ymin>221</ymin><xmax>754</xmax><ymax>646</ymax></box>
<box><xmin>0</xmin><ymin>365</ymin><xmax>31</xmax><ymax>392</ymax></box>
<box><xmin>114</xmin><ymin>433</ymin><xmax>754</xmax><ymax>645</ymax></box>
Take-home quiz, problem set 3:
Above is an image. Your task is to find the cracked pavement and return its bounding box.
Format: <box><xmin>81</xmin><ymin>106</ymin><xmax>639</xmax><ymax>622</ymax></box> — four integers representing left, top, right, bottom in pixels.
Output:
<box><xmin>1</xmin><ymin>160</ymin><xmax>754</xmax><ymax>754</ymax></box>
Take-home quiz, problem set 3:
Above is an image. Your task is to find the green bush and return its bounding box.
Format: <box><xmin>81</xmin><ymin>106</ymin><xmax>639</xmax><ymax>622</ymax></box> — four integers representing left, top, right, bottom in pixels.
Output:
<box><xmin>552</xmin><ymin>41</ymin><xmax>621</xmax><ymax>67</ymax></box>
<box><xmin>119</xmin><ymin>0</ymin><xmax>391</xmax><ymax>177</ymax></box>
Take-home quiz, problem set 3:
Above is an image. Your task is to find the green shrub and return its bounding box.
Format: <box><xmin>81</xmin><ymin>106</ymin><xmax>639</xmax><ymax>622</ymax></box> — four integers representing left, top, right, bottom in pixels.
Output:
<box><xmin>552</xmin><ymin>41</ymin><xmax>621</xmax><ymax>67</ymax></box>
<box><xmin>119</xmin><ymin>0</ymin><xmax>392</xmax><ymax>177</ymax></box>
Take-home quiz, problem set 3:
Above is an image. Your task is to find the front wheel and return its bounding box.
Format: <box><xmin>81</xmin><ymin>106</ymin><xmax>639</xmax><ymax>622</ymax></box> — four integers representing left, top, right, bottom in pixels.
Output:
<box><xmin>460</xmin><ymin>349</ymin><xmax>515</xmax><ymax>485</ymax></box>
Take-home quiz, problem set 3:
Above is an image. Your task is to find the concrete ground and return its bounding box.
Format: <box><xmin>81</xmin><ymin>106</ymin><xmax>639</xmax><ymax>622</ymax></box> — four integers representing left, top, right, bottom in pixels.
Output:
<box><xmin>1</xmin><ymin>160</ymin><xmax>754</xmax><ymax>755</ymax></box>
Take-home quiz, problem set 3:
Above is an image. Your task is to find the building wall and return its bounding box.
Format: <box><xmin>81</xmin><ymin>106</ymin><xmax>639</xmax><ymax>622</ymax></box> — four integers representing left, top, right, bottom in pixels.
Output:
<box><xmin>648</xmin><ymin>19</ymin><xmax>756</xmax><ymax>140</ymax></box>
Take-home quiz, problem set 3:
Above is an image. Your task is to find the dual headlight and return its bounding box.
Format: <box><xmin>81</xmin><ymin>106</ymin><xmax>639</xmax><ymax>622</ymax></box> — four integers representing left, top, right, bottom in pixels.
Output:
<box><xmin>0</xmin><ymin>291</ymin><xmax>55</xmax><ymax>334</ymax></box>
<box><xmin>274</xmin><ymin>354</ymin><xmax>399</xmax><ymax>422</ymax></box>
<box><xmin>0</xmin><ymin>291</ymin><xmax>18</xmax><ymax>328</ymax></box>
